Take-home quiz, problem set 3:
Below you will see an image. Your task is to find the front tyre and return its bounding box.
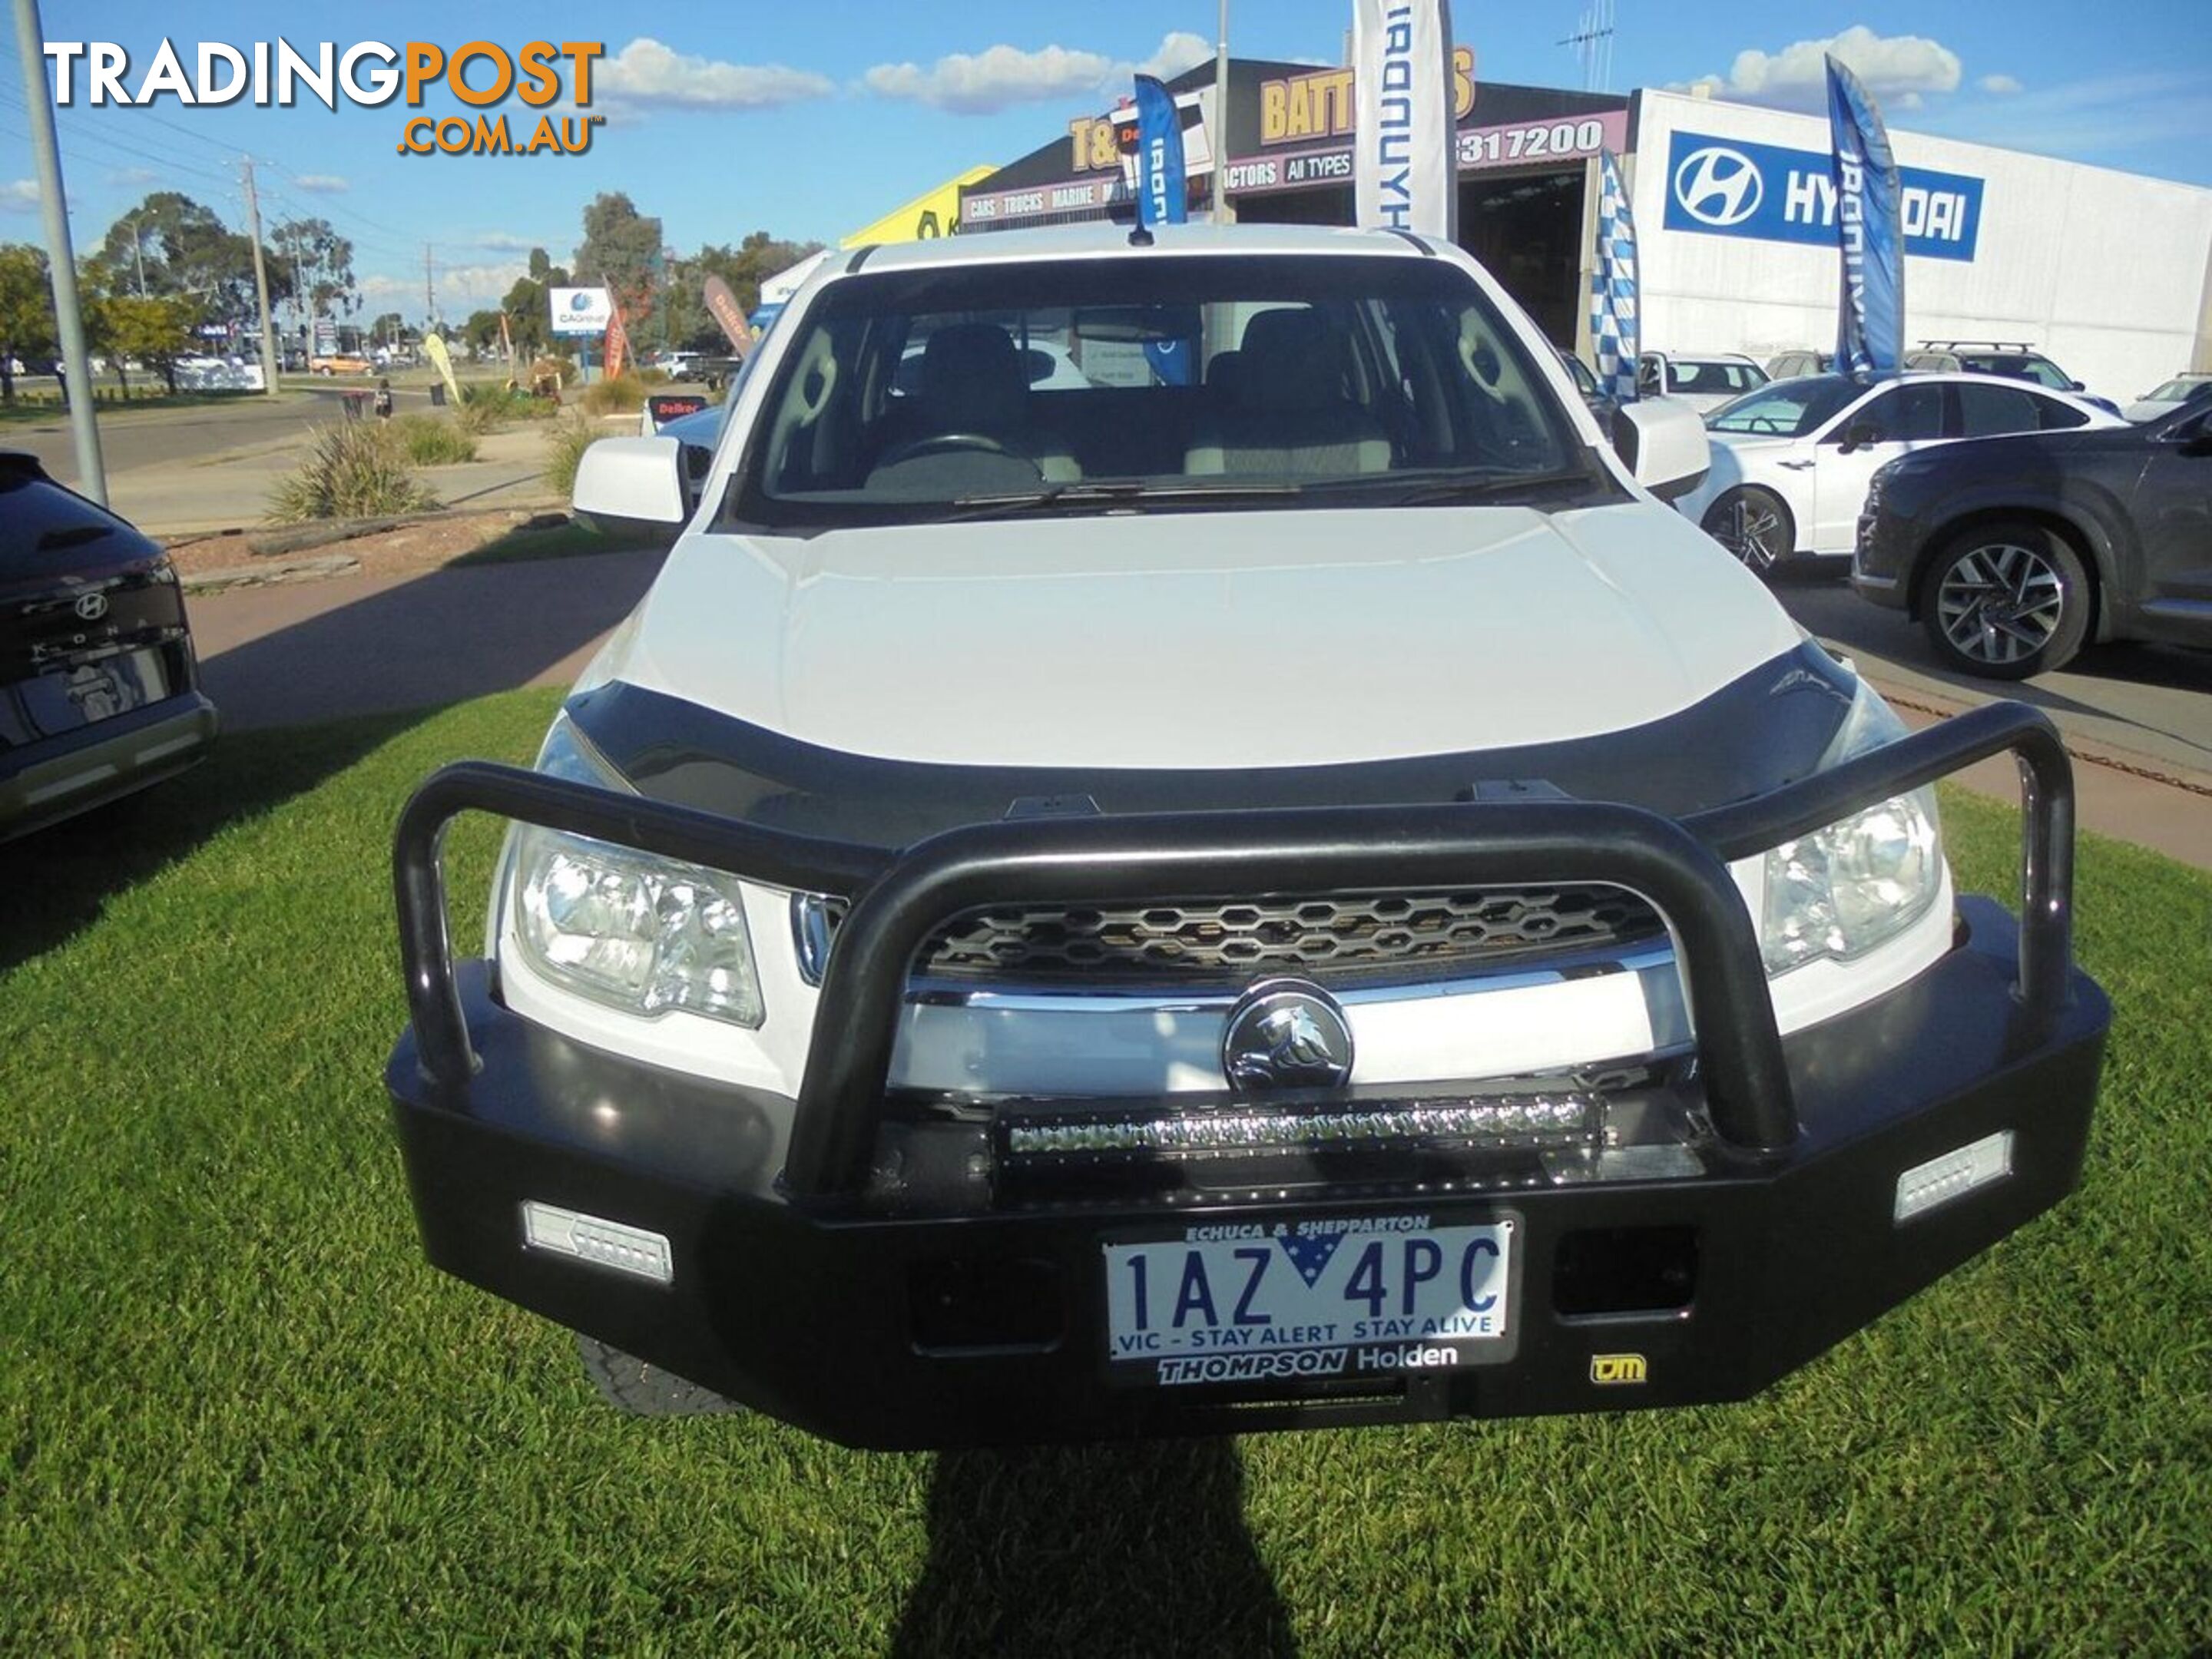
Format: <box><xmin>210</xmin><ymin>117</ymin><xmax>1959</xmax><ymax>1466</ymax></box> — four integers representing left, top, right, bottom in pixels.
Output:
<box><xmin>1701</xmin><ymin>486</ymin><xmax>1795</xmax><ymax>573</ymax></box>
<box><xmin>576</xmin><ymin>1334</ymin><xmax>743</xmax><ymax>1417</ymax></box>
<box><xmin>1921</xmin><ymin>522</ymin><xmax>2091</xmax><ymax>680</ymax></box>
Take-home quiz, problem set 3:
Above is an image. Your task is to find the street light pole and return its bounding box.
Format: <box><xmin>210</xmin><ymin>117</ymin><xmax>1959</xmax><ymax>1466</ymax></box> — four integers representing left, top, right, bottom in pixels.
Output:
<box><xmin>11</xmin><ymin>0</ymin><xmax>106</xmax><ymax>502</ymax></box>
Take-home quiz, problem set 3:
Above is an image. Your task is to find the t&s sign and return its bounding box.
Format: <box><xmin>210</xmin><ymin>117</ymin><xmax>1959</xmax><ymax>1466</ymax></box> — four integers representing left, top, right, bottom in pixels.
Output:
<box><xmin>1662</xmin><ymin>128</ymin><xmax>1983</xmax><ymax>261</ymax></box>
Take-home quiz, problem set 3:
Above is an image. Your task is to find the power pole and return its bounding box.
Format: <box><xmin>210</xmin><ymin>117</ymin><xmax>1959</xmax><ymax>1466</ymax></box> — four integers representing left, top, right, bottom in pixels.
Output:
<box><xmin>1210</xmin><ymin>0</ymin><xmax>1230</xmax><ymax>221</ymax></box>
<box><xmin>240</xmin><ymin>157</ymin><xmax>280</xmax><ymax>396</ymax></box>
<box><xmin>12</xmin><ymin>0</ymin><xmax>106</xmax><ymax>502</ymax></box>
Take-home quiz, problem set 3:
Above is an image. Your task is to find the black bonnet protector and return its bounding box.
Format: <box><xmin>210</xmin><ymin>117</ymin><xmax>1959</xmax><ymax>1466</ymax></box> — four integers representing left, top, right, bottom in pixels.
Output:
<box><xmin>565</xmin><ymin>642</ymin><xmax>1860</xmax><ymax>851</ymax></box>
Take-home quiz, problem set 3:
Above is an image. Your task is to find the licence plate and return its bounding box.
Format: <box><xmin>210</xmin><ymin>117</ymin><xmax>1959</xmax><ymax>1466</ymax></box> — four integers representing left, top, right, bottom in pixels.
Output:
<box><xmin>1103</xmin><ymin>1213</ymin><xmax>1516</xmax><ymax>1388</ymax></box>
<box><xmin>18</xmin><ymin>648</ymin><xmax>167</xmax><ymax>736</ymax></box>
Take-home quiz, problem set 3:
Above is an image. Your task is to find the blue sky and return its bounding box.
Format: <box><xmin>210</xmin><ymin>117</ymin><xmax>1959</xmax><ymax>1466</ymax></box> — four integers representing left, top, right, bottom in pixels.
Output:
<box><xmin>3</xmin><ymin>1</ymin><xmax>2207</xmax><ymax>319</ymax></box>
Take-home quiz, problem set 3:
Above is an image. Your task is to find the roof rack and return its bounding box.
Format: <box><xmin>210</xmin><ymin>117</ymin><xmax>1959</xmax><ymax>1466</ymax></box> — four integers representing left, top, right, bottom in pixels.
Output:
<box><xmin>1916</xmin><ymin>339</ymin><xmax>2037</xmax><ymax>352</ymax></box>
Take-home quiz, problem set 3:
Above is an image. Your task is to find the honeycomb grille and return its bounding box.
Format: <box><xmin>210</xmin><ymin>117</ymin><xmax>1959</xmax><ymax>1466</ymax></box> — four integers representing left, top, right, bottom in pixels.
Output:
<box><xmin>898</xmin><ymin>887</ymin><xmax>1666</xmax><ymax>986</ymax></box>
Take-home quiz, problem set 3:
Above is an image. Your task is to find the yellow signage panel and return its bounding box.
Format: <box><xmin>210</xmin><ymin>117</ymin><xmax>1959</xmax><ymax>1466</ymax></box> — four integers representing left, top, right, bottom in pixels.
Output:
<box><xmin>842</xmin><ymin>166</ymin><xmax>999</xmax><ymax>247</ymax></box>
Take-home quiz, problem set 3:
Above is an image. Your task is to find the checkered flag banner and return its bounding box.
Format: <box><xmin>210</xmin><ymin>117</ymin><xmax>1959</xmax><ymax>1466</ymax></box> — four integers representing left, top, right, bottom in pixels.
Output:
<box><xmin>1591</xmin><ymin>150</ymin><xmax>1640</xmax><ymax>403</ymax></box>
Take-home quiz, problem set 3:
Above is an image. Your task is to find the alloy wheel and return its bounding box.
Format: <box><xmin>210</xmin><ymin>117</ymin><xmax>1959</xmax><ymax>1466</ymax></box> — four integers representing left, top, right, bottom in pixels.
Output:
<box><xmin>1719</xmin><ymin>496</ymin><xmax>1784</xmax><ymax>569</ymax></box>
<box><xmin>1935</xmin><ymin>542</ymin><xmax>2066</xmax><ymax>667</ymax></box>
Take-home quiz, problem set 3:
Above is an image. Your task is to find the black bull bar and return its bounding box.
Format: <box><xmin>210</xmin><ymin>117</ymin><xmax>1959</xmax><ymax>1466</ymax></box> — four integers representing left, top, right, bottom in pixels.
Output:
<box><xmin>395</xmin><ymin>700</ymin><xmax>2079</xmax><ymax>1198</ymax></box>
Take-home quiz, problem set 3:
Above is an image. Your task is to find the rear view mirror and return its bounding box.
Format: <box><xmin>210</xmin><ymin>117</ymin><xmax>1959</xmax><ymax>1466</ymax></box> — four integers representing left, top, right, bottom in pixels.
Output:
<box><xmin>1613</xmin><ymin>398</ymin><xmax>1710</xmax><ymax>501</ymax></box>
<box><xmin>1071</xmin><ymin>303</ymin><xmax>1200</xmax><ymax>343</ymax></box>
<box><xmin>572</xmin><ymin>435</ymin><xmax>687</xmax><ymax>540</ymax></box>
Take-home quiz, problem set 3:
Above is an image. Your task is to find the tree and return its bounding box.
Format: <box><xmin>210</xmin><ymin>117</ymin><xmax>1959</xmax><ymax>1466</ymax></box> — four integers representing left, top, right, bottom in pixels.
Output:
<box><xmin>500</xmin><ymin>247</ymin><xmax>570</xmax><ymax>359</ymax></box>
<box><xmin>693</xmin><ymin>231</ymin><xmax>825</xmax><ymax>327</ymax></box>
<box><xmin>573</xmin><ymin>192</ymin><xmax>664</xmax><ymax>333</ymax></box>
<box><xmin>462</xmin><ymin>309</ymin><xmax>504</xmax><ymax>357</ymax></box>
<box><xmin>102</xmin><ymin>294</ymin><xmax>200</xmax><ymax>393</ymax></box>
<box><xmin>96</xmin><ymin>192</ymin><xmax>286</xmax><ymax>327</ymax></box>
<box><xmin>0</xmin><ymin>243</ymin><xmax>57</xmax><ymax>402</ymax></box>
<box><xmin>271</xmin><ymin>217</ymin><xmax>357</xmax><ymax>324</ymax></box>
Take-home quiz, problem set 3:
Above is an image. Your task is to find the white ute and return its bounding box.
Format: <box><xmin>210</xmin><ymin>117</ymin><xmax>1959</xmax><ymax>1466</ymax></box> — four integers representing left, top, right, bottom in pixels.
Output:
<box><xmin>384</xmin><ymin>223</ymin><xmax>2108</xmax><ymax>1450</ymax></box>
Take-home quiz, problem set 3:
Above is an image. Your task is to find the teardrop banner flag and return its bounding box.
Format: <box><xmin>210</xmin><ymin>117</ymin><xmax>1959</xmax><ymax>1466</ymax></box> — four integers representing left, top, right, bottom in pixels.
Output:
<box><xmin>1826</xmin><ymin>52</ymin><xmax>1906</xmax><ymax>376</ymax></box>
<box><xmin>421</xmin><ymin>333</ymin><xmax>462</xmax><ymax>409</ymax></box>
<box><xmin>604</xmin><ymin>305</ymin><xmax>631</xmax><ymax>380</ymax></box>
<box><xmin>1591</xmin><ymin>151</ymin><xmax>1641</xmax><ymax>404</ymax></box>
<box><xmin>1353</xmin><ymin>0</ymin><xmax>1459</xmax><ymax>242</ymax></box>
<box><xmin>702</xmin><ymin>276</ymin><xmax>753</xmax><ymax>358</ymax></box>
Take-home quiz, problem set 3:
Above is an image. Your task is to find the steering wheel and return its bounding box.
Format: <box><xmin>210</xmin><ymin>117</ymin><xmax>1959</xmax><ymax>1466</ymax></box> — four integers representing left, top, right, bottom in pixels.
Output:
<box><xmin>879</xmin><ymin>432</ymin><xmax>1015</xmax><ymax>467</ymax></box>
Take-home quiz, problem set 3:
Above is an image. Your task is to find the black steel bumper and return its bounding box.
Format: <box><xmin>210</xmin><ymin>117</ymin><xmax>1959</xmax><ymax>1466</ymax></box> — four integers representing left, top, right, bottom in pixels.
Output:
<box><xmin>386</xmin><ymin>703</ymin><xmax>2109</xmax><ymax>1450</ymax></box>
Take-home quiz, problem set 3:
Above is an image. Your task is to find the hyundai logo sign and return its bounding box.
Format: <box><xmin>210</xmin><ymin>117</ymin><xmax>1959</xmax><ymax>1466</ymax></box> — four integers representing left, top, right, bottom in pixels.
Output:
<box><xmin>1672</xmin><ymin>144</ymin><xmax>1763</xmax><ymax>227</ymax></box>
<box><xmin>1661</xmin><ymin>127</ymin><xmax>1983</xmax><ymax>261</ymax></box>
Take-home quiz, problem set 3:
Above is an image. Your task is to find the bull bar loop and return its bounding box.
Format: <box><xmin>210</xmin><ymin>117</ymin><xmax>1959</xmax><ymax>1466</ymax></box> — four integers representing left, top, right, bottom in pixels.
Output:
<box><xmin>392</xmin><ymin>700</ymin><xmax>2075</xmax><ymax>1201</ymax></box>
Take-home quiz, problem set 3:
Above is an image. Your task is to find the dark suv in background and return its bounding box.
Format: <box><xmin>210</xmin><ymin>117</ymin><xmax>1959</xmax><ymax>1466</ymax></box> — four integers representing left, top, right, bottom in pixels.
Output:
<box><xmin>1903</xmin><ymin>340</ymin><xmax>2121</xmax><ymax>416</ymax></box>
<box><xmin>1</xmin><ymin>452</ymin><xmax>217</xmax><ymax>839</ymax></box>
<box><xmin>1852</xmin><ymin>394</ymin><xmax>2212</xmax><ymax>677</ymax></box>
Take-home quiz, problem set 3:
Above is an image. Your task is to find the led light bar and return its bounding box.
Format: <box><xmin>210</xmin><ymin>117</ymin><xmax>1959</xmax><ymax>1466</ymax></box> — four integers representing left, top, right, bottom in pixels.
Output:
<box><xmin>1003</xmin><ymin>1093</ymin><xmax>1601</xmax><ymax>1160</ymax></box>
<box><xmin>1894</xmin><ymin>1130</ymin><xmax>2014</xmax><ymax>1223</ymax></box>
<box><xmin>522</xmin><ymin>1200</ymin><xmax>674</xmax><ymax>1284</ymax></box>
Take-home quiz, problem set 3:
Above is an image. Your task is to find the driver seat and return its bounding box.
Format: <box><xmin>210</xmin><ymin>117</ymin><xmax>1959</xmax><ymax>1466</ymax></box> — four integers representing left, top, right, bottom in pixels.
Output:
<box><xmin>889</xmin><ymin>324</ymin><xmax>1078</xmax><ymax>481</ymax></box>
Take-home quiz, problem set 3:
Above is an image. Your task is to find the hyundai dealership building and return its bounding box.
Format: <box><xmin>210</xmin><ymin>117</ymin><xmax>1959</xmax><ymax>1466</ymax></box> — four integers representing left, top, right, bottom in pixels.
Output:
<box><xmin>956</xmin><ymin>61</ymin><xmax>2212</xmax><ymax>404</ymax></box>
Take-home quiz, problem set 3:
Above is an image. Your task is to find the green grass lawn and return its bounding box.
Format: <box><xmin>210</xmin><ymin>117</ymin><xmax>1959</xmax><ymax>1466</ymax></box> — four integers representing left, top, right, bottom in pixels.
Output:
<box><xmin>2</xmin><ymin>694</ymin><xmax>2208</xmax><ymax>1655</ymax></box>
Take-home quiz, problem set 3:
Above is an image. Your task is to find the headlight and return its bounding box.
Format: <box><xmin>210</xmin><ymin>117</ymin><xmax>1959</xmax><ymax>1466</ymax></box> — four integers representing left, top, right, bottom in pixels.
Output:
<box><xmin>502</xmin><ymin>712</ymin><xmax>766</xmax><ymax>1028</ymax></box>
<box><xmin>1759</xmin><ymin>677</ymin><xmax>1944</xmax><ymax>975</ymax></box>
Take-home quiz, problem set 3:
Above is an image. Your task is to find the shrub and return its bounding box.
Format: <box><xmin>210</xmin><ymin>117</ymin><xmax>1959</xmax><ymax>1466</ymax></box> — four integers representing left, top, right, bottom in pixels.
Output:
<box><xmin>579</xmin><ymin>373</ymin><xmax>647</xmax><ymax>416</ymax></box>
<box><xmin>393</xmin><ymin>412</ymin><xmax>478</xmax><ymax>465</ymax></box>
<box><xmin>542</xmin><ymin>410</ymin><xmax>605</xmax><ymax>499</ymax></box>
<box><xmin>265</xmin><ymin>421</ymin><xmax>439</xmax><ymax>522</ymax></box>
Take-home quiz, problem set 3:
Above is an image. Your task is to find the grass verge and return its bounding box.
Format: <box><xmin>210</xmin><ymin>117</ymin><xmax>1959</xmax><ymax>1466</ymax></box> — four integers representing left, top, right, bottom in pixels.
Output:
<box><xmin>452</xmin><ymin>517</ymin><xmax>664</xmax><ymax>566</ymax></box>
<box><xmin>1</xmin><ymin>718</ymin><xmax>2207</xmax><ymax>1654</ymax></box>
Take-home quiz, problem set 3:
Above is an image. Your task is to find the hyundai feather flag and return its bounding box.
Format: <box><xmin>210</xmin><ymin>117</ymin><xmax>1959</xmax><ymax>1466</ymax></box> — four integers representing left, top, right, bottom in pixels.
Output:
<box><xmin>1591</xmin><ymin>151</ymin><xmax>1640</xmax><ymax>403</ymax></box>
<box><xmin>1353</xmin><ymin>0</ymin><xmax>1458</xmax><ymax>242</ymax></box>
<box><xmin>1826</xmin><ymin>53</ymin><xmax>1906</xmax><ymax>376</ymax></box>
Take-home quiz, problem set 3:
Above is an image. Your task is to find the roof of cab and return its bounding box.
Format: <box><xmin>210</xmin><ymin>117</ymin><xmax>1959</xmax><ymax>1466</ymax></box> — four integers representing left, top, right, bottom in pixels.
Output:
<box><xmin>836</xmin><ymin>220</ymin><xmax>1437</xmax><ymax>278</ymax></box>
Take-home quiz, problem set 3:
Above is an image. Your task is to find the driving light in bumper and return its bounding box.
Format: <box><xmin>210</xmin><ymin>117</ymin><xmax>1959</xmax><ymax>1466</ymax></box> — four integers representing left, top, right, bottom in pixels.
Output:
<box><xmin>1760</xmin><ymin>677</ymin><xmax>1945</xmax><ymax>976</ymax></box>
<box><xmin>1002</xmin><ymin>1092</ymin><xmax>1602</xmax><ymax>1161</ymax></box>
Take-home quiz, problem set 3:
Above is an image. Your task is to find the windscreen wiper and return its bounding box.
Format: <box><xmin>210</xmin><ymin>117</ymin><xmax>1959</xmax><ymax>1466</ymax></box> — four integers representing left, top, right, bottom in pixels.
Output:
<box><xmin>1296</xmin><ymin>468</ymin><xmax>1598</xmax><ymax>508</ymax></box>
<box><xmin>940</xmin><ymin>480</ymin><xmax>1299</xmax><ymax>522</ymax></box>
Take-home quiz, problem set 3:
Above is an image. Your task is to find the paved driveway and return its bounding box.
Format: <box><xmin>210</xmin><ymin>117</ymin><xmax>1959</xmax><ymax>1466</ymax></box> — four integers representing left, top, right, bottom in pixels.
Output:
<box><xmin>188</xmin><ymin>548</ymin><xmax>664</xmax><ymax>731</ymax></box>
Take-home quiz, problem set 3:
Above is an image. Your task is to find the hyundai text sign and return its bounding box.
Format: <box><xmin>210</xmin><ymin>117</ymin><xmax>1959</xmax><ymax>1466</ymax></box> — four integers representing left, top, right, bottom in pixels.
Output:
<box><xmin>1662</xmin><ymin>128</ymin><xmax>1982</xmax><ymax>261</ymax></box>
<box><xmin>548</xmin><ymin>286</ymin><xmax>611</xmax><ymax>336</ymax></box>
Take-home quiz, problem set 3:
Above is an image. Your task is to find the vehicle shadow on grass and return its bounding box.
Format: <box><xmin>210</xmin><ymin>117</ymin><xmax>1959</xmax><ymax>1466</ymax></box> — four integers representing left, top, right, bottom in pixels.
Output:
<box><xmin>889</xmin><ymin>1440</ymin><xmax>1296</xmax><ymax>1658</ymax></box>
<box><xmin>2</xmin><ymin>706</ymin><xmax>425</xmax><ymax>975</ymax></box>
<box><xmin>8</xmin><ymin>548</ymin><xmax>658</xmax><ymax>973</ymax></box>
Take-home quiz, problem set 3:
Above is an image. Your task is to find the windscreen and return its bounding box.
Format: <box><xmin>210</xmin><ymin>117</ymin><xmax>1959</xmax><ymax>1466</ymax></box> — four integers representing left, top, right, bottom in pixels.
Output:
<box><xmin>729</xmin><ymin>254</ymin><xmax>1595</xmax><ymax>528</ymax></box>
<box><xmin>1705</xmin><ymin>377</ymin><xmax>1862</xmax><ymax>438</ymax></box>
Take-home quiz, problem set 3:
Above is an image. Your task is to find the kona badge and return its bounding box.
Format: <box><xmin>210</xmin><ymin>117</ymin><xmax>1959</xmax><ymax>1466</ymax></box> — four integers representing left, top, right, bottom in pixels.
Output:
<box><xmin>1222</xmin><ymin>980</ymin><xmax>1354</xmax><ymax>1093</ymax></box>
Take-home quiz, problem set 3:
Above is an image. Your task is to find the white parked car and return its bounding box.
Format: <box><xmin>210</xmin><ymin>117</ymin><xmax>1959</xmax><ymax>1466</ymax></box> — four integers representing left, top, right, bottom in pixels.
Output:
<box><xmin>379</xmin><ymin>223</ymin><xmax>2107</xmax><ymax>1451</ymax></box>
<box><xmin>1636</xmin><ymin>351</ymin><xmax>1769</xmax><ymax>416</ymax></box>
<box><xmin>2124</xmin><ymin>373</ymin><xmax>2212</xmax><ymax>422</ymax></box>
<box><xmin>1677</xmin><ymin>371</ymin><xmax>2124</xmax><ymax>570</ymax></box>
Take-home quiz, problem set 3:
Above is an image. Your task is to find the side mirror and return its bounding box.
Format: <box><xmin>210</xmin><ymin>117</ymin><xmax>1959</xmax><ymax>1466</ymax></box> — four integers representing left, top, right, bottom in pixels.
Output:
<box><xmin>1614</xmin><ymin>397</ymin><xmax>1710</xmax><ymax>501</ymax></box>
<box><xmin>1836</xmin><ymin>421</ymin><xmax>1882</xmax><ymax>453</ymax></box>
<box><xmin>572</xmin><ymin>435</ymin><xmax>688</xmax><ymax>540</ymax></box>
<box><xmin>2071</xmin><ymin>380</ymin><xmax>2086</xmax><ymax>392</ymax></box>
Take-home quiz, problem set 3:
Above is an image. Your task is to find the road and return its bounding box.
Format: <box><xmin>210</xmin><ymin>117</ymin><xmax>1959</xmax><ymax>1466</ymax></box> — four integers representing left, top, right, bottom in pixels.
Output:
<box><xmin>5</xmin><ymin>382</ymin><xmax>440</xmax><ymax>481</ymax></box>
<box><xmin>1773</xmin><ymin>575</ymin><xmax>2212</xmax><ymax>783</ymax></box>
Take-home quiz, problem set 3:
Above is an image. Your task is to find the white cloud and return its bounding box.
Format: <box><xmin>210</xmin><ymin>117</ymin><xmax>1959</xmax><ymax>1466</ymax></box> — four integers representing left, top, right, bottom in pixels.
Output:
<box><xmin>1679</xmin><ymin>25</ymin><xmax>1962</xmax><ymax>114</ymax></box>
<box><xmin>472</xmin><ymin>233</ymin><xmax>538</xmax><ymax>252</ymax></box>
<box><xmin>2</xmin><ymin>179</ymin><xmax>37</xmax><ymax>212</ymax></box>
<box><xmin>293</xmin><ymin>174</ymin><xmax>349</xmax><ymax>194</ymax></box>
<box><xmin>865</xmin><ymin>32</ymin><xmax>1217</xmax><ymax>114</ymax></box>
<box><xmin>1979</xmin><ymin>73</ymin><xmax>2024</xmax><ymax>95</ymax></box>
<box><xmin>1137</xmin><ymin>31</ymin><xmax>1214</xmax><ymax>81</ymax></box>
<box><xmin>107</xmin><ymin>167</ymin><xmax>160</xmax><ymax>188</ymax></box>
<box><xmin>362</xmin><ymin>260</ymin><xmax>525</xmax><ymax>310</ymax></box>
<box><xmin>598</xmin><ymin>37</ymin><xmax>833</xmax><ymax>110</ymax></box>
<box><xmin>1915</xmin><ymin>70</ymin><xmax>2212</xmax><ymax>164</ymax></box>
